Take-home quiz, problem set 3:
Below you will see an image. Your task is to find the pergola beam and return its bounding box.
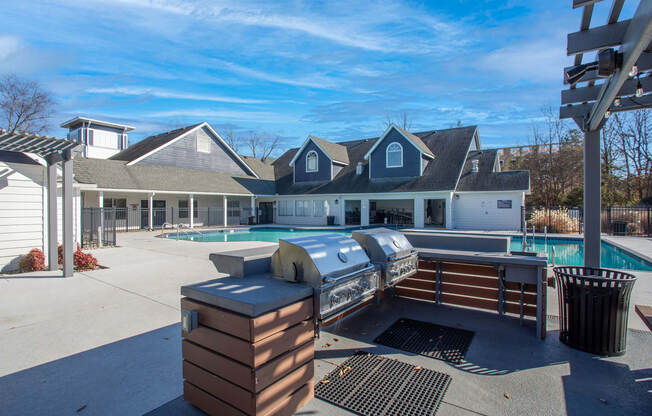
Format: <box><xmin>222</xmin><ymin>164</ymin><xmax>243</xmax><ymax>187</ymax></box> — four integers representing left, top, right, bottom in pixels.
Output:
<box><xmin>567</xmin><ymin>19</ymin><xmax>630</xmax><ymax>55</ymax></box>
<box><xmin>573</xmin><ymin>0</ymin><xmax>603</xmax><ymax>8</ymax></box>
<box><xmin>560</xmin><ymin>93</ymin><xmax>652</xmax><ymax>119</ymax></box>
<box><xmin>561</xmin><ymin>75</ymin><xmax>652</xmax><ymax>104</ymax></box>
<box><xmin>587</xmin><ymin>0</ymin><xmax>652</xmax><ymax>131</ymax></box>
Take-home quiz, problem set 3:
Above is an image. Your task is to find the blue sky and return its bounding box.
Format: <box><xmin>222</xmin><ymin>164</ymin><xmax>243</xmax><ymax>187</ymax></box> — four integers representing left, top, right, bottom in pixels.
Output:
<box><xmin>0</xmin><ymin>1</ymin><xmax>638</xmax><ymax>155</ymax></box>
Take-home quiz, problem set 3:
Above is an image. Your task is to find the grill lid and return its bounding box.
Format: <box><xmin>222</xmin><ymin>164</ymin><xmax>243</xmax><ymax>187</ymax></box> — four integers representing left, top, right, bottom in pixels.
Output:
<box><xmin>351</xmin><ymin>228</ymin><xmax>414</xmax><ymax>262</ymax></box>
<box><xmin>272</xmin><ymin>234</ymin><xmax>371</xmax><ymax>284</ymax></box>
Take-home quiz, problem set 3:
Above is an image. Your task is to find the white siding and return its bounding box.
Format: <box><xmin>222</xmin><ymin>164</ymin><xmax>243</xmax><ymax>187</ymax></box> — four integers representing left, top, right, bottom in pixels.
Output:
<box><xmin>0</xmin><ymin>162</ymin><xmax>45</xmax><ymax>271</ymax></box>
<box><xmin>272</xmin><ymin>197</ymin><xmax>340</xmax><ymax>226</ymax></box>
<box><xmin>453</xmin><ymin>192</ymin><xmax>523</xmax><ymax>231</ymax></box>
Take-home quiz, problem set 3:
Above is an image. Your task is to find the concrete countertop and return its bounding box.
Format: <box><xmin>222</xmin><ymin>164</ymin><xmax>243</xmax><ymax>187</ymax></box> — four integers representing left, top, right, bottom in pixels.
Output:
<box><xmin>181</xmin><ymin>274</ymin><xmax>313</xmax><ymax>317</ymax></box>
<box><xmin>417</xmin><ymin>247</ymin><xmax>548</xmax><ymax>267</ymax></box>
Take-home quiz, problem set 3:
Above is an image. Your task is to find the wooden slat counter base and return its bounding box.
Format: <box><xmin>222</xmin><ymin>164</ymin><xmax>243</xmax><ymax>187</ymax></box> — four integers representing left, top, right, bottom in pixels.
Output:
<box><xmin>180</xmin><ymin>290</ymin><xmax>316</xmax><ymax>415</ymax></box>
<box><xmin>402</xmin><ymin>251</ymin><xmax>549</xmax><ymax>339</ymax></box>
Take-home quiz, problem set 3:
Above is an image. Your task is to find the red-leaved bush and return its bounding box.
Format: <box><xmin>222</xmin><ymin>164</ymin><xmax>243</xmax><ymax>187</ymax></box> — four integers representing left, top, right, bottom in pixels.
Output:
<box><xmin>19</xmin><ymin>248</ymin><xmax>46</xmax><ymax>272</ymax></box>
<box><xmin>73</xmin><ymin>244</ymin><xmax>98</xmax><ymax>271</ymax></box>
<box><xmin>58</xmin><ymin>245</ymin><xmax>63</xmax><ymax>265</ymax></box>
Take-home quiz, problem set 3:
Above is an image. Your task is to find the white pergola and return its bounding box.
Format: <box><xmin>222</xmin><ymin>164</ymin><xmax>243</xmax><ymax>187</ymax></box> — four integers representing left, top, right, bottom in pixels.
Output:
<box><xmin>0</xmin><ymin>129</ymin><xmax>79</xmax><ymax>277</ymax></box>
<box><xmin>560</xmin><ymin>0</ymin><xmax>652</xmax><ymax>268</ymax></box>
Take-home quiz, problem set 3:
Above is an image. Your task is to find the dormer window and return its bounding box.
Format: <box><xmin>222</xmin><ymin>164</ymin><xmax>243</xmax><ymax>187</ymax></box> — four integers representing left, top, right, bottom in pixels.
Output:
<box><xmin>306</xmin><ymin>150</ymin><xmax>318</xmax><ymax>172</ymax></box>
<box><xmin>386</xmin><ymin>142</ymin><xmax>403</xmax><ymax>168</ymax></box>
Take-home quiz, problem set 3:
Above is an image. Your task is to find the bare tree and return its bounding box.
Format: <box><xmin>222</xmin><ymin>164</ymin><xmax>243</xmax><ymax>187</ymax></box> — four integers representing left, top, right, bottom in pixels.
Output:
<box><xmin>246</xmin><ymin>134</ymin><xmax>279</xmax><ymax>162</ymax></box>
<box><xmin>0</xmin><ymin>74</ymin><xmax>55</xmax><ymax>133</ymax></box>
<box><xmin>222</xmin><ymin>129</ymin><xmax>241</xmax><ymax>153</ymax></box>
<box><xmin>384</xmin><ymin>111</ymin><xmax>412</xmax><ymax>130</ymax></box>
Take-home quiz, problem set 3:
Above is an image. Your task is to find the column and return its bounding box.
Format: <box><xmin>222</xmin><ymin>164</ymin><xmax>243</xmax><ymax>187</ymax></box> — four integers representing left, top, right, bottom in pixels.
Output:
<box><xmin>223</xmin><ymin>195</ymin><xmax>228</xmax><ymax>227</ymax></box>
<box><xmin>250</xmin><ymin>196</ymin><xmax>256</xmax><ymax>224</ymax></box>
<box><xmin>62</xmin><ymin>150</ymin><xmax>74</xmax><ymax>277</ymax></box>
<box><xmin>148</xmin><ymin>193</ymin><xmax>154</xmax><ymax>230</ymax></box>
<box><xmin>46</xmin><ymin>155</ymin><xmax>58</xmax><ymax>271</ymax></box>
<box><xmin>98</xmin><ymin>191</ymin><xmax>104</xmax><ymax>247</ymax></box>
<box><xmin>446</xmin><ymin>192</ymin><xmax>454</xmax><ymax>229</ymax></box>
<box><xmin>584</xmin><ymin>129</ymin><xmax>601</xmax><ymax>269</ymax></box>
<box><xmin>413</xmin><ymin>198</ymin><xmax>424</xmax><ymax>228</ymax></box>
<box><xmin>189</xmin><ymin>194</ymin><xmax>194</xmax><ymax>228</ymax></box>
<box><xmin>361</xmin><ymin>199</ymin><xmax>370</xmax><ymax>227</ymax></box>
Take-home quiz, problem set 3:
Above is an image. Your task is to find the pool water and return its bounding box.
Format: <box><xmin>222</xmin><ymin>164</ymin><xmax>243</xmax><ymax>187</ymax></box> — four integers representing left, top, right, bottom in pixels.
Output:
<box><xmin>170</xmin><ymin>227</ymin><xmax>652</xmax><ymax>271</ymax></box>
<box><xmin>510</xmin><ymin>236</ymin><xmax>652</xmax><ymax>271</ymax></box>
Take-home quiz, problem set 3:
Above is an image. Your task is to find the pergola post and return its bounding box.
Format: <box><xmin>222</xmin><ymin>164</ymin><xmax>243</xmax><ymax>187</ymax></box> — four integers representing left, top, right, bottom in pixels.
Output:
<box><xmin>584</xmin><ymin>129</ymin><xmax>602</xmax><ymax>269</ymax></box>
<box><xmin>62</xmin><ymin>150</ymin><xmax>74</xmax><ymax>277</ymax></box>
<box><xmin>223</xmin><ymin>195</ymin><xmax>228</xmax><ymax>227</ymax></box>
<box><xmin>45</xmin><ymin>154</ymin><xmax>59</xmax><ymax>272</ymax></box>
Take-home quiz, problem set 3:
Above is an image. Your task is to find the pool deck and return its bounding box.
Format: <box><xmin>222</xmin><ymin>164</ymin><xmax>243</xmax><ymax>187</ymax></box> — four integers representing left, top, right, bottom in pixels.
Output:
<box><xmin>0</xmin><ymin>230</ymin><xmax>651</xmax><ymax>415</ymax></box>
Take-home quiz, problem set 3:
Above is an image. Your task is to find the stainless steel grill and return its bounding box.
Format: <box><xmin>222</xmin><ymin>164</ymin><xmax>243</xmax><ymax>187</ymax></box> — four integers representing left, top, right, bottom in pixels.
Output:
<box><xmin>351</xmin><ymin>228</ymin><xmax>418</xmax><ymax>287</ymax></box>
<box><xmin>271</xmin><ymin>234</ymin><xmax>379</xmax><ymax>324</ymax></box>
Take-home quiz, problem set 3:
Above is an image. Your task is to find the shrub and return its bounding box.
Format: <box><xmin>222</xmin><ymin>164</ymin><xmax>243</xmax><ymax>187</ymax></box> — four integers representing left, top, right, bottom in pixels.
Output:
<box><xmin>73</xmin><ymin>244</ymin><xmax>98</xmax><ymax>271</ymax></box>
<box><xmin>528</xmin><ymin>207</ymin><xmax>577</xmax><ymax>233</ymax></box>
<box><xmin>19</xmin><ymin>248</ymin><xmax>46</xmax><ymax>272</ymax></box>
<box><xmin>58</xmin><ymin>245</ymin><xmax>63</xmax><ymax>265</ymax></box>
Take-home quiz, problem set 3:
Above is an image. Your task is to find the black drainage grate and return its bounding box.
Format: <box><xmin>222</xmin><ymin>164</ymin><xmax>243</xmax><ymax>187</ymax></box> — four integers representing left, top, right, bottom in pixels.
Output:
<box><xmin>315</xmin><ymin>352</ymin><xmax>451</xmax><ymax>416</ymax></box>
<box><xmin>374</xmin><ymin>318</ymin><xmax>474</xmax><ymax>364</ymax></box>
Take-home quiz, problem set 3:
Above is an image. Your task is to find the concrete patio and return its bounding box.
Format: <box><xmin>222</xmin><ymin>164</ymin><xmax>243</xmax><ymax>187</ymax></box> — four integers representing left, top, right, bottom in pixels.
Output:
<box><xmin>1</xmin><ymin>231</ymin><xmax>651</xmax><ymax>415</ymax></box>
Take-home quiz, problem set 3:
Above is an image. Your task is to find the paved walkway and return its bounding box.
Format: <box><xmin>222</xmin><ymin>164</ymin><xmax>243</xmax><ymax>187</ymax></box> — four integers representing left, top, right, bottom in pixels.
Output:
<box><xmin>0</xmin><ymin>231</ymin><xmax>650</xmax><ymax>415</ymax></box>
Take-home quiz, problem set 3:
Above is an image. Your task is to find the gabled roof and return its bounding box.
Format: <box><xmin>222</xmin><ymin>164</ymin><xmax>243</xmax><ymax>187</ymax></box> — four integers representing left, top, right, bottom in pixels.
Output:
<box><xmin>363</xmin><ymin>124</ymin><xmax>435</xmax><ymax>160</ymax></box>
<box><xmin>74</xmin><ymin>158</ymin><xmax>275</xmax><ymax>195</ymax></box>
<box><xmin>274</xmin><ymin>125</ymin><xmax>482</xmax><ymax>195</ymax></box>
<box><xmin>288</xmin><ymin>135</ymin><xmax>349</xmax><ymax>167</ymax></box>
<box><xmin>109</xmin><ymin>122</ymin><xmax>258</xmax><ymax>178</ymax></box>
<box><xmin>455</xmin><ymin>149</ymin><xmax>530</xmax><ymax>192</ymax></box>
<box><xmin>240</xmin><ymin>155</ymin><xmax>276</xmax><ymax>180</ymax></box>
<box><xmin>109</xmin><ymin>123</ymin><xmax>201</xmax><ymax>163</ymax></box>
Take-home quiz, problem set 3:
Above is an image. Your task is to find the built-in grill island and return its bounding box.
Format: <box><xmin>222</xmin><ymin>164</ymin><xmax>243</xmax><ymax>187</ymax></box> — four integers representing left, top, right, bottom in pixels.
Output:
<box><xmin>351</xmin><ymin>228</ymin><xmax>418</xmax><ymax>288</ymax></box>
<box><xmin>271</xmin><ymin>234</ymin><xmax>380</xmax><ymax>329</ymax></box>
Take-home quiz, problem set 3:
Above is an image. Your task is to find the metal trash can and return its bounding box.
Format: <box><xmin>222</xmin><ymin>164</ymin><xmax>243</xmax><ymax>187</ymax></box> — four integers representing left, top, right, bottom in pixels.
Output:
<box><xmin>327</xmin><ymin>215</ymin><xmax>335</xmax><ymax>226</ymax></box>
<box><xmin>554</xmin><ymin>266</ymin><xmax>637</xmax><ymax>356</ymax></box>
<box><xmin>612</xmin><ymin>220</ymin><xmax>628</xmax><ymax>235</ymax></box>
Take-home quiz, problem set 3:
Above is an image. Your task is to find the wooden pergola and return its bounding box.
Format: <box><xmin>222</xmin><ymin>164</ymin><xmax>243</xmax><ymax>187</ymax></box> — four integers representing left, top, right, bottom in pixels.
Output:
<box><xmin>560</xmin><ymin>0</ymin><xmax>652</xmax><ymax>268</ymax></box>
<box><xmin>0</xmin><ymin>129</ymin><xmax>79</xmax><ymax>276</ymax></box>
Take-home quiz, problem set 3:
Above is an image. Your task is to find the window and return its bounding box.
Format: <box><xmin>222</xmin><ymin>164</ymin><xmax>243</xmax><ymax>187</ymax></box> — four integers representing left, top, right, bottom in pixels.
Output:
<box><xmin>306</xmin><ymin>151</ymin><xmax>318</xmax><ymax>172</ymax></box>
<box><xmin>279</xmin><ymin>200</ymin><xmax>293</xmax><ymax>216</ymax></box>
<box><xmin>313</xmin><ymin>200</ymin><xmax>326</xmax><ymax>217</ymax></box>
<box><xmin>179</xmin><ymin>200</ymin><xmax>199</xmax><ymax>218</ymax></box>
<box><xmin>497</xmin><ymin>200</ymin><xmax>512</xmax><ymax>209</ymax></box>
<box><xmin>227</xmin><ymin>200</ymin><xmax>239</xmax><ymax>217</ymax></box>
<box><xmin>103</xmin><ymin>198</ymin><xmax>126</xmax><ymax>219</ymax></box>
<box><xmin>196</xmin><ymin>134</ymin><xmax>211</xmax><ymax>153</ymax></box>
<box><xmin>386</xmin><ymin>142</ymin><xmax>403</xmax><ymax>168</ymax></box>
<box><xmin>296</xmin><ymin>200</ymin><xmax>311</xmax><ymax>216</ymax></box>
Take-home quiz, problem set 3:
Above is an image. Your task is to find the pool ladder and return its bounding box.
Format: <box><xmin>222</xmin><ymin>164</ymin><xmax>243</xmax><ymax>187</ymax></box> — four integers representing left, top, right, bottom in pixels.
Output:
<box><xmin>160</xmin><ymin>223</ymin><xmax>205</xmax><ymax>241</ymax></box>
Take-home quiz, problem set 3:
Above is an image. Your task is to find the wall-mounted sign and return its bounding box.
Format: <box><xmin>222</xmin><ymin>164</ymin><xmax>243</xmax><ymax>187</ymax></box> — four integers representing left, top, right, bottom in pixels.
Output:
<box><xmin>497</xmin><ymin>200</ymin><xmax>512</xmax><ymax>209</ymax></box>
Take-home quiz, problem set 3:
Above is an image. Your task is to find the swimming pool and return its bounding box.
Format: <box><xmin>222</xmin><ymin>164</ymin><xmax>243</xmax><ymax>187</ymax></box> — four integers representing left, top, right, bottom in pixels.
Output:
<box><xmin>170</xmin><ymin>227</ymin><xmax>652</xmax><ymax>271</ymax></box>
<box><xmin>510</xmin><ymin>236</ymin><xmax>652</xmax><ymax>271</ymax></box>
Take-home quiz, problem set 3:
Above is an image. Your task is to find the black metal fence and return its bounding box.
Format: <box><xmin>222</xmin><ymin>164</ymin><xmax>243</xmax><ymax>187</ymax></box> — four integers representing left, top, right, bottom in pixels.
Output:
<box><xmin>521</xmin><ymin>206</ymin><xmax>652</xmax><ymax>236</ymax></box>
<box><xmin>81</xmin><ymin>206</ymin><xmax>256</xmax><ymax>246</ymax></box>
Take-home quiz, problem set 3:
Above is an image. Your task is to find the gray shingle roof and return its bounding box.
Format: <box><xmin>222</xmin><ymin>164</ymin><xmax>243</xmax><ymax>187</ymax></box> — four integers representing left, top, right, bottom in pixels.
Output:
<box><xmin>395</xmin><ymin>126</ymin><xmax>435</xmax><ymax>158</ymax></box>
<box><xmin>273</xmin><ymin>126</ymin><xmax>483</xmax><ymax>195</ymax></box>
<box><xmin>240</xmin><ymin>155</ymin><xmax>276</xmax><ymax>180</ymax></box>
<box><xmin>310</xmin><ymin>136</ymin><xmax>350</xmax><ymax>165</ymax></box>
<box><xmin>109</xmin><ymin>123</ymin><xmax>202</xmax><ymax>162</ymax></box>
<box><xmin>455</xmin><ymin>149</ymin><xmax>529</xmax><ymax>192</ymax></box>
<box><xmin>74</xmin><ymin>158</ymin><xmax>275</xmax><ymax>195</ymax></box>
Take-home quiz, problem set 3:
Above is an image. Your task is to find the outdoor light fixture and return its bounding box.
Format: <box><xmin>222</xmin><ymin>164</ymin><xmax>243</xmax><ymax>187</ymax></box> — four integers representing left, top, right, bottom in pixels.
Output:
<box><xmin>629</xmin><ymin>65</ymin><xmax>638</xmax><ymax>77</ymax></box>
<box><xmin>614</xmin><ymin>97</ymin><xmax>621</xmax><ymax>106</ymax></box>
<box><xmin>565</xmin><ymin>48</ymin><xmax>622</xmax><ymax>85</ymax></box>
<box><xmin>636</xmin><ymin>76</ymin><xmax>644</xmax><ymax>97</ymax></box>
<box><xmin>605</xmin><ymin>110</ymin><xmax>611</xmax><ymax>119</ymax></box>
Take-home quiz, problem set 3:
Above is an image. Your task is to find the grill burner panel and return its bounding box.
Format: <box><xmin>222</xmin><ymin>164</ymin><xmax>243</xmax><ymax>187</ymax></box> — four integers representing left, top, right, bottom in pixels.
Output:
<box><xmin>271</xmin><ymin>234</ymin><xmax>379</xmax><ymax>322</ymax></box>
<box><xmin>315</xmin><ymin>352</ymin><xmax>451</xmax><ymax>416</ymax></box>
<box><xmin>352</xmin><ymin>228</ymin><xmax>419</xmax><ymax>287</ymax></box>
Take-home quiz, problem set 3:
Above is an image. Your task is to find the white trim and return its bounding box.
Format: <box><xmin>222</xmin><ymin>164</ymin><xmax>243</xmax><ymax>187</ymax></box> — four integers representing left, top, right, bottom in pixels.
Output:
<box><xmin>363</xmin><ymin>124</ymin><xmax>434</xmax><ymax>160</ymax></box>
<box><xmin>60</xmin><ymin>116</ymin><xmax>135</xmax><ymax>131</ymax></box>
<box><xmin>77</xmin><ymin>186</ymin><xmax>253</xmax><ymax>197</ymax></box>
<box><xmin>305</xmin><ymin>150</ymin><xmax>318</xmax><ymax>172</ymax></box>
<box><xmin>125</xmin><ymin>122</ymin><xmax>259</xmax><ymax>179</ymax></box>
<box><xmin>385</xmin><ymin>142</ymin><xmax>403</xmax><ymax>168</ymax></box>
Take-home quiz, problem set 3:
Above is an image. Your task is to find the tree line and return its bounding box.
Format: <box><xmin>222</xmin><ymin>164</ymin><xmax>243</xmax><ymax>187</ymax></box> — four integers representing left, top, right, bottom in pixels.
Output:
<box><xmin>507</xmin><ymin>107</ymin><xmax>652</xmax><ymax>207</ymax></box>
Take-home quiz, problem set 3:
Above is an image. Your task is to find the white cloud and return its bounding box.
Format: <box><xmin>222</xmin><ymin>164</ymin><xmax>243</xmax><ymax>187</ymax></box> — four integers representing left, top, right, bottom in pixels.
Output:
<box><xmin>146</xmin><ymin>108</ymin><xmax>298</xmax><ymax>123</ymax></box>
<box><xmin>86</xmin><ymin>86</ymin><xmax>268</xmax><ymax>104</ymax></box>
<box><xmin>479</xmin><ymin>39</ymin><xmax>567</xmax><ymax>83</ymax></box>
<box><xmin>212</xmin><ymin>59</ymin><xmax>341</xmax><ymax>89</ymax></box>
<box><xmin>0</xmin><ymin>35</ymin><xmax>21</xmax><ymax>61</ymax></box>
